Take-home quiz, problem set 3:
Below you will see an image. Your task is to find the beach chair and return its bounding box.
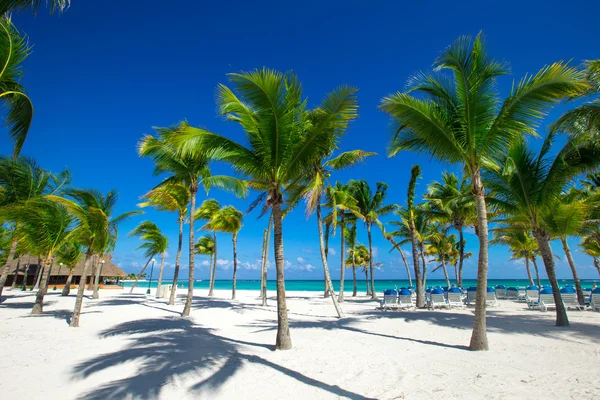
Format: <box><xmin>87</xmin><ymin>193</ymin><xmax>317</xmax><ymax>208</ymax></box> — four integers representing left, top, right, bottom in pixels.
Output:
<box><xmin>561</xmin><ymin>293</ymin><xmax>585</xmax><ymax>310</ymax></box>
<box><xmin>447</xmin><ymin>292</ymin><xmax>465</xmax><ymax>309</ymax></box>
<box><xmin>429</xmin><ymin>293</ymin><xmax>449</xmax><ymax>309</ymax></box>
<box><xmin>517</xmin><ymin>288</ymin><xmax>527</xmax><ymax>302</ymax></box>
<box><xmin>398</xmin><ymin>294</ymin><xmax>414</xmax><ymax>310</ymax></box>
<box><xmin>539</xmin><ymin>293</ymin><xmax>557</xmax><ymax>312</ymax></box>
<box><xmin>465</xmin><ymin>290</ymin><xmax>477</xmax><ymax>306</ymax></box>
<box><xmin>505</xmin><ymin>287</ymin><xmax>518</xmax><ymax>300</ymax></box>
<box><xmin>590</xmin><ymin>293</ymin><xmax>600</xmax><ymax>311</ymax></box>
<box><xmin>486</xmin><ymin>290</ymin><xmax>498</xmax><ymax>307</ymax></box>
<box><xmin>526</xmin><ymin>289</ymin><xmax>540</xmax><ymax>309</ymax></box>
<box><xmin>381</xmin><ymin>290</ymin><xmax>398</xmax><ymax>311</ymax></box>
<box><xmin>495</xmin><ymin>286</ymin><xmax>507</xmax><ymax>299</ymax></box>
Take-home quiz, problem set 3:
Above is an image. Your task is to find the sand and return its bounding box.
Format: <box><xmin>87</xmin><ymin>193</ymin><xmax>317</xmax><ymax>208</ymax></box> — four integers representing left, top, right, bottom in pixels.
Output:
<box><xmin>0</xmin><ymin>287</ymin><xmax>599</xmax><ymax>399</ymax></box>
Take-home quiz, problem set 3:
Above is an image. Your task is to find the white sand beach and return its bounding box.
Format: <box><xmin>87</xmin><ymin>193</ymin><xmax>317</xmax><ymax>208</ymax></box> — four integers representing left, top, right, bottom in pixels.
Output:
<box><xmin>1</xmin><ymin>288</ymin><xmax>599</xmax><ymax>399</ymax></box>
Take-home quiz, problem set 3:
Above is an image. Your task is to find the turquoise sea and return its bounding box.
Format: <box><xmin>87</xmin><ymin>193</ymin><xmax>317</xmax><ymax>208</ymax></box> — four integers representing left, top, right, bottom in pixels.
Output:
<box><xmin>121</xmin><ymin>278</ymin><xmax>600</xmax><ymax>291</ymax></box>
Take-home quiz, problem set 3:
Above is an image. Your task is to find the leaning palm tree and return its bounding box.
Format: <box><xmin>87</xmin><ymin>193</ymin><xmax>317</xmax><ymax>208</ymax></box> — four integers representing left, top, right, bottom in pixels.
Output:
<box><xmin>48</xmin><ymin>189</ymin><xmax>140</xmax><ymax>327</ymax></box>
<box><xmin>406</xmin><ymin>165</ymin><xmax>424</xmax><ymax>306</ymax></box>
<box><xmin>0</xmin><ymin>157</ymin><xmax>69</xmax><ymax>299</ymax></box>
<box><xmin>486</xmin><ymin>132</ymin><xmax>600</xmax><ymax>327</ymax></box>
<box><xmin>0</xmin><ymin>18</ymin><xmax>33</xmax><ymax>157</ymax></box>
<box><xmin>348</xmin><ymin>180</ymin><xmax>394</xmax><ymax>300</ymax></box>
<box><xmin>491</xmin><ymin>228</ymin><xmax>540</xmax><ymax>287</ymax></box>
<box><xmin>344</xmin><ymin>221</ymin><xmax>359</xmax><ymax>297</ymax></box>
<box><xmin>139</xmin><ymin>183</ymin><xmax>190</xmax><ymax>302</ymax></box>
<box><xmin>170</xmin><ymin>68</ymin><xmax>340</xmax><ymax>350</ymax></box>
<box><xmin>206</xmin><ymin>205</ymin><xmax>243</xmax><ymax>300</ymax></box>
<box><xmin>380</xmin><ymin>33</ymin><xmax>588</xmax><ymax>350</ymax></box>
<box><xmin>139</xmin><ymin>124</ymin><xmax>246</xmax><ymax>316</ymax></box>
<box><xmin>195</xmin><ymin>199</ymin><xmax>222</xmax><ymax>297</ymax></box>
<box><xmin>1</xmin><ymin>0</ymin><xmax>70</xmax><ymax>14</ymax></box>
<box><xmin>55</xmin><ymin>240</ymin><xmax>83</xmax><ymax>296</ymax></box>
<box><xmin>0</xmin><ymin>198</ymin><xmax>74</xmax><ymax>314</ymax></box>
<box><xmin>424</xmin><ymin>172</ymin><xmax>476</xmax><ymax>287</ymax></box>
<box><xmin>128</xmin><ymin>221</ymin><xmax>168</xmax><ymax>294</ymax></box>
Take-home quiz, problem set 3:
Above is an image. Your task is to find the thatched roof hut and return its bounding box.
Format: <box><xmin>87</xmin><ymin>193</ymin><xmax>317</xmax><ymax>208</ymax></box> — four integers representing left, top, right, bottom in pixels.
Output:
<box><xmin>9</xmin><ymin>254</ymin><xmax>126</xmax><ymax>278</ymax></box>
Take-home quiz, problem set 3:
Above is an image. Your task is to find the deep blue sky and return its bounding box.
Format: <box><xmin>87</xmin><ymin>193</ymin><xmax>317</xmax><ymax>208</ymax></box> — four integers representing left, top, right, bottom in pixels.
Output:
<box><xmin>4</xmin><ymin>0</ymin><xmax>600</xmax><ymax>281</ymax></box>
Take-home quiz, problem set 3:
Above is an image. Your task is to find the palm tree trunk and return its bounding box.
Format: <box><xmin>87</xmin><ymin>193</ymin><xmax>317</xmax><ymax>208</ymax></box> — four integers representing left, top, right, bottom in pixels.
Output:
<box><xmin>129</xmin><ymin>256</ymin><xmax>153</xmax><ymax>293</ymax></box>
<box><xmin>155</xmin><ymin>252</ymin><xmax>166</xmax><ymax>298</ymax></box>
<box><xmin>316</xmin><ymin>203</ymin><xmax>344</xmax><ymax>317</ymax></box>
<box><xmin>209</xmin><ymin>231</ymin><xmax>218</xmax><ymax>297</ymax></box>
<box><xmin>390</xmin><ymin>237</ymin><xmax>413</xmax><ymax>287</ymax></box>
<box><xmin>441</xmin><ymin>259</ymin><xmax>450</xmax><ymax>288</ymax></box>
<box><xmin>524</xmin><ymin>257</ymin><xmax>534</xmax><ymax>286</ymax></box>
<box><xmin>367</xmin><ymin>223</ymin><xmax>377</xmax><ymax>300</ymax></box>
<box><xmin>458</xmin><ymin>225</ymin><xmax>465</xmax><ymax>287</ymax></box>
<box><xmin>409</xmin><ymin>223</ymin><xmax>424</xmax><ymax>307</ymax></box>
<box><xmin>169</xmin><ymin>216</ymin><xmax>184</xmax><ymax>306</ymax></box>
<box><xmin>10</xmin><ymin>261</ymin><xmax>20</xmax><ymax>289</ymax></box>
<box><xmin>182</xmin><ymin>186</ymin><xmax>197</xmax><ymax>317</ymax></box>
<box><xmin>420</xmin><ymin>248</ymin><xmax>427</xmax><ymax>290</ymax></box>
<box><xmin>364</xmin><ymin>268</ymin><xmax>369</xmax><ymax>295</ymax></box>
<box><xmin>260</xmin><ymin>225</ymin><xmax>269</xmax><ymax>306</ymax></box>
<box><xmin>0</xmin><ymin>238</ymin><xmax>18</xmax><ymax>299</ymax></box>
<box><xmin>338</xmin><ymin>214</ymin><xmax>345</xmax><ymax>303</ymax></box>
<box><xmin>32</xmin><ymin>260</ymin><xmax>52</xmax><ymax>315</ymax></box>
<box><xmin>62</xmin><ymin>270</ymin><xmax>74</xmax><ymax>296</ymax></box>
<box><xmin>531</xmin><ymin>256</ymin><xmax>542</xmax><ymax>289</ymax></box>
<box><xmin>232</xmin><ymin>233</ymin><xmax>238</xmax><ymax>300</ymax></box>
<box><xmin>92</xmin><ymin>259</ymin><xmax>102</xmax><ymax>299</ymax></box>
<box><xmin>208</xmin><ymin>250</ymin><xmax>214</xmax><ymax>296</ymax></box>
<box><xmin>323</xmin><ymin>222</ymin><xmax>330</xmax><ymax>298</ymax></box>
<box><xmin>32</xmin><ymin>258</ymin><xmax>43</xmax><ymax>291</ymax></box>
<box><xmin>21</xmin><ymin>263</ymin><xmax>29</xmax><ymax>291</ymax></box>
<box><xmin>352</xmin><ymin>254</ymin><xmax>357</xmax><ymax>297</ymax></box>
<box><xmin>560</xmin><ymin>237</ymin><xmax>584</xmax><ymax>305</ymax></box>
<box><xmin>70</xmin><ymin>250</ymin><xmax>93</xmax><ymax>327</ymax></box>
<box><xmin>594</xmin><ymin>257</ymin><xmax>600</xmax><ymax>276</ymax></box>
<box><xmin>272</xmin><ymin>200</ymin><xmax>291</xmax><ymax>350</ymax></box>
<box><xmin>469</xmin><ymin>170</ymin><xmax>489</xmax><ymax>351</ymax></box>
<box><xmin>87</xmin><ymin>256</ymin><xmax>97</xmax><ymax>290</ymax></box>
<box><xmin>533</xmin><ymin>229</ymin><xmax>568</xmax><ymax>326</ymax></box>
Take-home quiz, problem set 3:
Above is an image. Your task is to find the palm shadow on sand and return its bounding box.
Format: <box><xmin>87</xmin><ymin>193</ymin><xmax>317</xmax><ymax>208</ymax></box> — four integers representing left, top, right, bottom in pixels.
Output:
<box><xmin>71</xmin><ymin>317</ymin><xmax>373</xmax><ymax>400</ymax></box>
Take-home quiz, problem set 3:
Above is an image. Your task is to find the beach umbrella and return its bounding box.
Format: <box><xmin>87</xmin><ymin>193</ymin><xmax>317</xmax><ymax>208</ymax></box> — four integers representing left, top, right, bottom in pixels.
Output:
<box><xmin>448</xmin><ymin>287</ymin><xmax>462</xmax><ymax>293</ymax></box>
<box><xmin>496</xmin><ymin>284</ymin><xmax>506</xmax><ymax>289</ymax></box>
<box><xmin>592</xmin><ymin>288</ymin><xmax>600</xmax><ymax>294</ymax></box>
<box><xmin>486</xmin><ymin>287</ymin><xmax>495</xmax><ymax>293</ymax></box>
<box><xmin>540</xmin><ymin>287</ymin><xmax>553</xmax><ymax>294</ymax></box>
<box><xmin>399</xmin><ymin>288</ymin><xmax>412</xmax><ymax>295</ymax></box>
<box><xmin>526</xmin><ymin>285</ymin><xmax>539</xmax><ymax>290</ymax></box>
<box><xmin>559</xmin><ymin>286</ymin><xmax>575</xmax><ymax>294</ymax></box>
<box><xmin>467</xmin><ymin>287</ymin><xmax>477</xmax><ymax>292</ymax></box>
<box><xmin>431</xmin><ymin>287</ymin><xmax>444</xmax><ymax>294</ymax></box>
<box><xmin>384</xmin><ymin>289</ymin><xmax>398</xmax><ymax>295</ymax></box>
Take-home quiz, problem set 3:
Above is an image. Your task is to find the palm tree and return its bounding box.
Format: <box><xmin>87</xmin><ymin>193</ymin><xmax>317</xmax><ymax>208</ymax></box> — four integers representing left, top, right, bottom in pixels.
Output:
<box><xmin>407</xmin><ymin>165</ymin><xmax>424</xmax><ymax>306</ymax></box>
<box><xmin>139</xmin><ymin>183</ymin><xmax>190</xmax><ymax>303</ymax></box>
<box><xmin>580</xmin><ymin>238</ymin><xmax>600</xmax><ymax>276</ymax></box>
<box><xmin>128</xmin><ymin>221</ymin><xmax>168</xmax><ymax>294</ymax></box>
<box><xmin>486</xmin><ymin>133</ymin><xmax>600</xmax><ymax>327</ymax></box>
<box><xmin>424</xmin><ymin>226</ymin><xmax>457</xmax><ymax>288</ymax></box>
<box><xmin>425</xmin><ymin>172</ymin><xmax>476</xmax><ymax>287</ymax></box>
<box><xmin>344</xmin><ymin>221</ymin><xmax>359</xmax><ymax>297</ymax></box>
<box><xmin>324</xmin><ymin>181</ymin><xmax>364</xmax><ymax>303</ymax></box>
<box><xmin>48</xmin><ymin>189</ymin><xmax>140</xmax><ymax>327</ymax></box>
<box><xmin>206</xmin><ymin>205</ymin><xmax>243</xmax><ymax>299</ymax></box>
<box><xmin>0</xmin><ymin>18</ymin><xmax>33</xmax><ymax>157</ymax></box>
<box><xmin>385</xmin><ymin>235</ymin><xmax>412</xmax><ymax>287</ymax></box>
<box><xmin>348</xmin><ymin>180</ymin><xmax>394</xmax><ymax>300</ymax></box>
<box><xmin>195</xmin><ymin>199</ymin><xmax>222</xmax><ymax>297</ymax></box>
<box><xmin>1</xmin><ymin>0</ymin><xmax>70</xmax><ymax>14</ymax></box>
<box><xmin>380</xmin><ymin>33</ymin><xmax>587</xmax><ymax>350</ymax></box>
<box><xmin>194</xmin><ymin>234</ymin><xmax>215</xmax><ymax>291</ymax></box>
<box><xmin>55</xmin><ymin>240</ymin><xmax>83</xmax><ymax>296</ymax></box>
<box><xmin>138</xmin><ymin>124</ymin><xmax>246</xmax><ymax>316</ymax></box>
<box><xmin>351</xmin><ymin>243</ymin><xmax>370</xmax><ymax>293</ymax></box>
<box><xmin>491</xmin><ymin>228</ymin><xmax>540</xmax><ymax>287</ymax></box>
<box><xmin>0</xmin><ymin>157</ymin><xmax>69</xmax><ymax>299</ymax></box>
<box><xmin>170</xmin><ymin>68</ymin><xmax>342</xmax><ymax>350</ymax></box>
<box><xmin>259</xmin><ymin>214</ymin><xmax>272</xmax><ymax>306</ymax></box>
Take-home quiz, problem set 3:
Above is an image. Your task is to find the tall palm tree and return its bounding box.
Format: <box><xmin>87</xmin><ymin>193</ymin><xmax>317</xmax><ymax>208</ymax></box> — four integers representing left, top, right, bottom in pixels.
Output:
<box><xmin>0</xmin><ymin>18</ymin><xmax>33</xmax><ymax>157</ymax></box>
<box><xmin>170</xmin><ymin>68</ymin><xmax>339</xmax><ymax>350</ymax></box>
<box><xmin>486</xmin><ymin>133</ymin><xmax>600</xmax><ymax>327</ymax></box>
<box><xmin>380</xmin><ymin>33</ymin><xmax>587</xmax><ymax>350</ymax></box>
<box><xmin>344</xmin><ymin>221</ymin><xmax>359</xmax><ymax>297</ymax></box>
<box><xmin>205</xmin><ymin>205</ymin><xmax>243</xmax><ymax>299</ymax></box>
<box><xmin>194</xmin><ymin>234</ymin><xmax>215</xmax><ymax>292</ymax></box>
<box><xmin>138</xmin><ymin>124</ymin><xmax>246</xmax><ymax>316</ymax></box>
<box><xmin>407</xmin><ymin>165</ymin><xmax>424</xmax><ymax>306</ymax></box>
<box><xmin>324</xmin><ymin>181</ymin><xmax>364</xmax><ymax>303</ymax></box>
<box><xmin>1</xmin><ymin>0</ymin><xmax>70</xmax><ymax>14</ymax></box>
<box><xmin>385</xmin><ymin>235</ymin><xmax>413</xmax><ymax>287</ymax></box>
<box><xmin>128</xmin><ymin>221</ymin><xmax>168</xmax><ymax>294</ymax></box>
<box><xmin>491</xmin><ymin>228</ymin><xmax>540</xmax><ymax>287</ymax></box>
<box><xmin>48</xmin><ymin>189</ymin><xmax>140</xmax><ymax>327</ymax></box>
<box><xmin>348</xmin><ymin>180</ymin><xmax>394</xmax><ymax>300</ymax></box>
<box><xmin>424</xmin><ymin>172</ymin><xmax>476</xmax><ymax>287</ymax></box>
<box><xmin>424</xmin><ymin>226</ymin><xmax>457</xmax><ymax>288</ymax></box>
<box><xmin>55</xmin><ymin>240</ymin><xmax>83</xmax><ymax>296</ymax></box>
<box><xmin>0</xmin><ymin>157</ymin><xmax>69</xmax><ymax>299</ymax></box>
<box><xmin>139</xmin><ymin>183</ymin><xmax>190</xmax><ymax>303</ymax></box>
<box><xmin>0</xmin><ymin>199</ymin><xmax>74</xmax><ymax>314</ymax></box>
<box><xmin>195</xmin><ymin>199</ymin><xmax>222</xmax><ymax>297</ymax></box>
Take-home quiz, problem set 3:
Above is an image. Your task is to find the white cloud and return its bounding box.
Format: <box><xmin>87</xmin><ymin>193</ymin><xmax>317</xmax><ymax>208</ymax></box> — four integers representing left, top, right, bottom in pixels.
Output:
<box><xmin>305</xmin><ymin>263</ymin><xmax>315</xmax><ymax>272</ymax></box>
<box><xmin>201</xmin><ymin>260</ymin><xmax>210</xmax><ymax>267</ymax></box>
<box><xmin>372</xmin><ymin>247</ymin><xmax>379</xmax><ymax>258</ymax></box>
<box><xmin>131</xmin><ymin>261</ymin><xmax>140</xmax><ymax>269</ymax></box>
<box><xmin>297</xmin><ymin>257</ymin><xmax>305</xmax><ymax>264</ymax></box>
<box><xmin>216</xmin><ymin>259</ymin><xmax>231</xmax><ymax>270</ymax></box>
<box><xmin>302</xmin><ymin>248</ymin><xmax>313</xmax><ymax>254</ymax></box>
<box><xmin>328</xmin><ymin>248</ymin><xmax>337</xmax><ymax>256</ymax></box>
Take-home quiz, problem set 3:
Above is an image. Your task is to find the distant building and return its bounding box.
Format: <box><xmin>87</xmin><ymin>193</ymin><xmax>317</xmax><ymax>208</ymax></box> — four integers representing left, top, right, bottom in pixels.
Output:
<box><xmin>4</xmin><ymin>255</ymin><xmax>126</xmax><ymax>287</ymax></box>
